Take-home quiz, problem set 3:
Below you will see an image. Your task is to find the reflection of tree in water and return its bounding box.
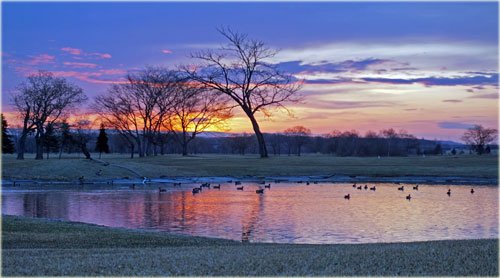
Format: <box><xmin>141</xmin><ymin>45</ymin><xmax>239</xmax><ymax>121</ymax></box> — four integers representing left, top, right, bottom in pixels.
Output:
<box><xmin>22</xmin><ymin>192</ymin><xmax>69</xmax><ymax>219</ymax></box>
<box><xmin>241</xmin><ymin>192</ymin><xmax>265</xmax><ymax>242</ymax></box>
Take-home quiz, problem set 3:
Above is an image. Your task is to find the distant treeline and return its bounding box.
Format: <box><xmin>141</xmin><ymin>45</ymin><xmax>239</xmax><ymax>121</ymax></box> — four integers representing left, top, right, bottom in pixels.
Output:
<box><xmin>8</xmin><ymin>127</ymin><xmax>494</xmax><ymax>157</ymax></box>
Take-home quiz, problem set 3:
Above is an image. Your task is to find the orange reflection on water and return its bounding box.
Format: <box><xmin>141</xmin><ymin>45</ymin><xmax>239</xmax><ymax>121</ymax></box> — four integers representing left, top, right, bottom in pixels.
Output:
<box><xmin>2</xmin><ymin>183</ymin><xmax>498</xmax><ymax>244</ymax></box>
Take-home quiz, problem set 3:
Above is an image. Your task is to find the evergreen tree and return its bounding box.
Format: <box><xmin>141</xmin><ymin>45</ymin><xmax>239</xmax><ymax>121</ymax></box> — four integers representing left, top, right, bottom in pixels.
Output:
<box><xmin>433</xmin><ymin>143</ymin><xmax>442</xmax><ymax>155</ymax></box>
<box><xmin>58</xmin><ymin>121</ymin><xmax>73</xmax><ymax>159</ymax></box>
<box><xmin>1</xmin><ymin>114</ymin><xmax>15</xmax><ymax>154</ymax></box>
<box><xmin>95</xmin><ymin>123</ymin><xmax>110</xmax><ymax>158</ymax></box>
<box><xmin>485</xmin><ymin>145</ymin><xmax>491</xmax><ymax>154</ymax></box>
<box><xmin>43</xmin><ymin>123</ymin><xmax>59</xmax><ymax>159</ymax></box>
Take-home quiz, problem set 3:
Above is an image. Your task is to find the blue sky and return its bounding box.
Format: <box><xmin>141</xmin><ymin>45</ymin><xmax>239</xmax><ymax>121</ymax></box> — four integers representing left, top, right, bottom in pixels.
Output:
<box><xmin>2</xmin><ymin>2</ymin><xmax>498</xmax><ymax>140</ymax></box>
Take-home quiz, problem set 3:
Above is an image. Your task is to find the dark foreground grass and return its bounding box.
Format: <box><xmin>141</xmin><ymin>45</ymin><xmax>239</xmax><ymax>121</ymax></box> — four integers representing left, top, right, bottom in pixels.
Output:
<box><xmin>2</xmin><ymin>153</ymin><xmax>498</xmax><ymax>181</ymax></box>
<box><xmin>2</xmin><ymin>215</ymin><xmax>498</xmax><ymax>276</ymax></box>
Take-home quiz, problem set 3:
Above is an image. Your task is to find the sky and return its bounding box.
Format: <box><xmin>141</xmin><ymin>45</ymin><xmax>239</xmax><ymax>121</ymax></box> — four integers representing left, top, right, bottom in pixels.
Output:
<box><xmin>1</xmin><ymin>2</ymin><xmax>498</xmax><ymax>141</ymax></box>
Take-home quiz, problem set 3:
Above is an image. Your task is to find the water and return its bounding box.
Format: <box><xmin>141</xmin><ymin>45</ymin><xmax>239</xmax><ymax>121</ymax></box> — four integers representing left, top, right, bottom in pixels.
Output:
<box><xmin>2</xmin><ymin>183</ymin><xmax>498</xmax><ymax>244</ymax></box>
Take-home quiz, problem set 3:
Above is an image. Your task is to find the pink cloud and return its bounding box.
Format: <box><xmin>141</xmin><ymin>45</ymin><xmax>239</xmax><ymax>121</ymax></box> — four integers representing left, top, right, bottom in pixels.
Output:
<box><xmin>89</xmin><ymin>52</ymin><xmax>112</xmax><ymax>59</ymax></box>
<box><xmin>98</xmin><ymin>69</ymin><xmax>126</xmax><ymax>75</ymax></box>
<box><xmin>61</xmin><ymin>47</ymin><xmax>82</xmax><ymax>55</ymax></box>
<box><xmin>162</xmin><ymin>49</ymin><xmax>173</xmax><ymax>54</ymax></box>
<box><xmin>26</xmin><ymin>54</ymin><xmax>56</xmax><ymax>65</ymax></box>
<box><xmin>63</xmin><ymin>62</ymin><xmax>98</xmax><ymax>68</ymax></box>
<box><xmin>50</xmin><ymin>69</ymin><xmax>126</xmax><ymax>84</ymax></box>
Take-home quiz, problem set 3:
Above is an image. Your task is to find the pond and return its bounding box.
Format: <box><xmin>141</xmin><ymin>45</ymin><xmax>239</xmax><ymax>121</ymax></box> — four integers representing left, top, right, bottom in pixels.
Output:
<box><xmin>2</xmin><ymin>182</ymin><xmax>498</xmax><ymax>244</ymax></box>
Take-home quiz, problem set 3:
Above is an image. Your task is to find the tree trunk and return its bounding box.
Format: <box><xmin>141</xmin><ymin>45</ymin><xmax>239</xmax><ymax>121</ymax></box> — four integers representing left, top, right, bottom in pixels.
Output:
<box><xmin>35</xmin><ymin>133</ymin><xmax>44</xmax><ymax>160</ymax></box>
<box><xmin>80</xmin><ymin>142</ymin><xmax>91</xmax><ymax>159</ymax></box>
<box><xmin>130</xmin><ymin>144</ymin><xmax>135</xmax><ymax>159</ymax></box>
<box><xmin>248</xmin><ymin>114</ymin><xmax>268</xmax><ymax>158</ymax></box>
<box><xmin>16</xmin><ymin>132</ymin><xmax>27</xmax><ymax>160</ymax></box>
<box><xmin>182</xmin><ymin>143</ymin><xmax>188</xmax><ymax>156</ymax></box>
<box><xmin>297</xmin><ymin>145</ymin><xmax>302</xmax><ymax>156</ymax></box>
<box><xmin>99</xmin><ymin>151</ymin><xmax>102</xmax><ymax>159</ymax></box>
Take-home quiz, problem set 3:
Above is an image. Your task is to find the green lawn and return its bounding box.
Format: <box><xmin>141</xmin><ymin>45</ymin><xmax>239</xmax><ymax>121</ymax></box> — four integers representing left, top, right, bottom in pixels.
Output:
<box><xmin>2</xmin><ymin>215</ymin><xmax>498</xmax><ymax>276</ymax></box>
<box><xmin>2</xmin><ymin>153</ymin><xmax>498</xmax><ymax>181</ymax></box>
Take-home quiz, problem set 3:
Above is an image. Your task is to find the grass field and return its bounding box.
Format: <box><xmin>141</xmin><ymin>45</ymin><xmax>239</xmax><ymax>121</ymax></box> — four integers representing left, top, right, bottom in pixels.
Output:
<box><xmin>1</xmin><ymin>153</ymin><xmax>498</xmax><ymax>181</ymax></box>
<box><xmin>2</xmin><ymin>215</ymin><xmax>497</xmax><ymax>276</ymax></box>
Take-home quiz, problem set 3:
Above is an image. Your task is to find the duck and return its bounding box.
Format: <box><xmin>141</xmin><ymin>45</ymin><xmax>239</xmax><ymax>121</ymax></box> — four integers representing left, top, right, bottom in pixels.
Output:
<box><xmin>158</xmin><ymin>187</ymin><xmax>166</xmax><ymax>193</ymax></box>
<box><xmin>470</xmin><ymin>188</ymin><xmax>474</xmax><ymax>194</ymax></box>
<box><xmin>236</xmin><ymin>186</ymin><xmax>244</xmax><ymax>191</ymax></box>
<box><xmin>447</xmin><ymin>189</ymin><xmax>451</xmax><ymax>196</ymax></box>
<box><xmin>398</xmin><ymin>186</ymin><xmax>404</xmax><ymax>191</ymax></box>
<box><xmin>369</xmin><ymin>186</ymin><xmax>376</xmax><ymax>191</ymax></box>
<box><xmin>413</xmin><ymin>185</ymin><xmax>419</xmax><ymax>190</ymax></box>
<box><xmin>344</xmin><ymin>194</ymin><xmax>350</xmax><ymax>200</ymax></box>
<box><xmin>406</xmin><ymin>194</ymin><xmax>411</xmax><ymax>200</ymax></box>
<box><xmin>213</xmin><ymin>184</ymin><xmax>221</xmax><ymax>189</ymax></box>
<box><xmin>264</xmin><ymin>184</ymin><xmax>271</xmax><ymax>189</ymax></box>
<box><xmin>256</xmin><ymin>188</ymin><xmax>264</xmax><ymax>194</ymax></box>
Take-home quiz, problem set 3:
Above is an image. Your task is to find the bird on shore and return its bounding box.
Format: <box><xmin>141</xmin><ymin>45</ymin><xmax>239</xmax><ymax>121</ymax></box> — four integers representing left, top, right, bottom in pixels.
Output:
<box><xmin>398</xmin><ymin>186</ymin><xmax>404</xmax><ymax>191</ymax></box>
<box><xmin>352</xmin><ymin>183</ymin><xmax>357</xmax><ymax>188</ymax></box>
<box><xmin>413</xmin><ymin>185</ymin><xmax>419</xmax><ymax>190</ymax></box>
<box><xmin>406</xmin><ymin>194</ymin><xmax>412</xmax><ymax>200</ymax></box>
<box><xmin>256</xmin><ymin>188</ymin><xmax>264</xmax><ymax>194</ymax></box>
<box><xmin>447</xmin><ymin>189</ymin><xmax>451</xmax><ymax>196</ymax></box>
<box><xmin>369</xmin><ymin>186</ymin><xmax>376</xmax><ymax>191</ymax></box>
<box><xmin>344</xmin><ymin>194</ymin><xmax>350</xmax><ymax>200</ymax></box>
<box><xmin>158</xmin><ymin>187</ymin><xmax>166</xmax><ymax>193</ymax></box>
<box><xmin>236</xmin><ymin>186</ymin><xmax>244</xmax><ymax>191</ymax></box>
<box><xmin>213</xmin><ymin>184</ymin><xmax>221</xmax><ymax>189</ymax></box>
<box><xmin>235</xmin><ymin>181</ymin><xmax>242</xmax><ymax>185</ymax></box>
<box><xmin>264</xmin><ymin>184</ymin><xmax>271</xmax><ymax>189</ymax></box>
<box><xmin>192</xmin><ymin>188</ymin><xmax>200</xmax><ymax>194</ymax></box>
<box><xmin>364</xmin><ymin>185</ymin><xmax>368</xmax><ymax>190</ymax></box>
<box><xmin>471</xmin><ymin>188</ymin><xmax>475</xmax><ymax>194</ymax></box>
<box><xmin>357</xmin><ymin>186</ymin><xmax>362</xmax><ymax>190</ymax></box>
<box><xmin>306</xmin><ymin>182</ymin><xmax>310</xmax><ymax>185</ymax></box>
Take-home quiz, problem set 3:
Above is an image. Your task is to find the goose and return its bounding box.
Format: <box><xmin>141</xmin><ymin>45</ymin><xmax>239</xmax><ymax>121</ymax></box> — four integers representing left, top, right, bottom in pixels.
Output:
<box><xmin>447</xmin><ymin>189</ymin><xmax>451</xmax><ymax>196</ymax></box>
<box><xmin>173</xmin><ymin>182</ymin><xmax>181</xmax><ymax>187</ymax></box>
<box><xmin>236</xmin><ymin>186</ymin><xmax>244</xmax><ymax>190</ymax></box>
<box><xmin>413</xmin><ymin>185</ymin><xmax>419</xmax><ymax>190</ymax></box>
<box><xmin>256</xmin><ymin>188</ymin><xmax>264</xmax><ymax>194</ymax></box>
<box><xmin>306</xmin><ymin>182</ymin><xmax>310</xmax><ymax>185</ymax></box>
<box><xmin>235</xmin><ymin>181</ymin><xmax>242</xmax><ymax>185</ymax></box>
<box><xmin>471</xmin><ymin>188</ymin><xmax>475</xmax><ymax>194</ymax></box>
<box><xmin>352</xmin><ymin>183</ymin><xmax>357</xmax><ymax>188</ymax></box>
<box><xmin>369</xmin><ymin>186</ymin><xmax>376</xmax><ymax>191</ymax></box>
<box><xmin>406</xmin><ymin>194</ymin><xmax>411</xmax><ymax>200</ymax></box>
<box><xmin>364</xmin><ymin>185</ymin><xmax>368</xmax><ymax>190</ymax></box>
<box><xmin>357</xmin><ymin>186</ymin><xmax>362</xmax><ymax>190</ymax></box>
<box><xmin>192</xmin><ymin>188</ymin><xmax>200</xmax><ymax>194</ymax></box>
<box><xmin>264</xmin><ymin>184</ymin><xmax>271</xmax><ymax>189</ymax></box>
<box><xmin>398</xmin><ymin>186</ymin><xmax>404</xmax><ymax>191</ymax></box>
<box><xmin>213</xmin><ymin>184</ymin><xmax>221</xmax><ymax>189</ymax></box>
<box><xmin>344</xmin><ymin>194</ymin><xmax>350</xmax><ymax>200</ymax></box>
<box><xmin>158</xmin><ymin>187</ymin><xmax>166</xmax><ymax>193</ymax></box>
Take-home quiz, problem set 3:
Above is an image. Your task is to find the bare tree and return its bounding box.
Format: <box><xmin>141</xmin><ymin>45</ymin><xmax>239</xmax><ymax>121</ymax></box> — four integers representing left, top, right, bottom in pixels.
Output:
<box><xmin>94</xmin><ymin>67</ymin><xmax>179</xmax><ymax>158</ymax></box>
<box><xmin>380</xmin><ymin>128</ymin><xmax>398</xmax><ymax>157</ymax></box>
<box><xmin>184</xmin><ymin>28</ymin><xmax>302</xmax><ymax>158</ymax></box>
<box><xmin>462</xmin><ymin>125</ymin><xmax>498</xmax><ymax>155</ymax></box>
<box><xmin>13</xmin><ymin>71</ymin><xmax>87</xmax><ymax>160</ymax></box>
<box><xmin>166</xmin><ymin>83</ymin><xmax>233</xmax><ymax>156</ymax></box>
<box><xmin>283</xmin><ymin>126</ymin><xmax>311</xmax><ymax>156</ymax></box>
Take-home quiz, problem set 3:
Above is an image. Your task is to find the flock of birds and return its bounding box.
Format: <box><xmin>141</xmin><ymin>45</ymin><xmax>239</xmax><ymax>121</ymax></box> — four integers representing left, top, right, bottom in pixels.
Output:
<box><xmin>154</xmin><ymin>179</ymin><xmax>480</xmax><ymax>202</ymax></box>
<box><xmin>344</xmin><ymin>182</ymin><xmax>475</xmax><ymax>201</ymax></box>
<box><xmin>154</xmin><ymin>179</ymin><xmax>476</xmax><ymax>200</ymax></box>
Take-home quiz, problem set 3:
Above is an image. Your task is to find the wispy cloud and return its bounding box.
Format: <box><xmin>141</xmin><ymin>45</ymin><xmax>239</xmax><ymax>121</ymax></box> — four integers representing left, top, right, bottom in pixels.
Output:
<box><xmin>438</xmin><ymin>121</ymin><xmax>474</xmax><ymax>129</ymax></box>
<box><xmin>61</xmin><ymin>47</ymin><xmax>82</xmax><ymax>55</ymax></box>
<box><xmin>442</xmin><ymin>99</ymin><xmax>462</xmax><ymax>103</ymax></box>
<box><xmin>161</xmin><ymin>49</ymin><xmax>173</xmax><ymax>54</ymax></box>
<box><xmin>63</xmin><ymin>62</ymin><xmax>98</xmax><ymax>68</ymax></box>
<box><xmin>26</xmin><ymin>54</ymin><xmax>55</xmax><ymax>65</ymax></box>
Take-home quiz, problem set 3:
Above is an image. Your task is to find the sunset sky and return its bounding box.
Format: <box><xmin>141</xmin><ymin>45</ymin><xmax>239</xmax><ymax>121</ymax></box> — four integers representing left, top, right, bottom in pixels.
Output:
<box><xmin>2</xmin><ymin>2</ymin><xmax>498</xmax><ymax>141</ymax></box>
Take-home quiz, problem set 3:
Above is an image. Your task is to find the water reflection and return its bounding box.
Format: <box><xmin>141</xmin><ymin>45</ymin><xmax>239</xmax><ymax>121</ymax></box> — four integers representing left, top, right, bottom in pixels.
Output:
<box><xmin>2</xmin><ymin>183</ymin><xmax>498</xmax><ymax>244</ymax></box>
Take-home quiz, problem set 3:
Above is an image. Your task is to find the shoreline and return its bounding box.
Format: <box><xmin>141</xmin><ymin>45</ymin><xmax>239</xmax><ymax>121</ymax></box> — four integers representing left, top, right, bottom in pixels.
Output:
<box><xmin>2</xmin><ymin>215</ymin><xmax>498</xmax><ymax>276</ymax></box>
<box><xmin>2</xmin><ymin>174</ymin><xmax>498</xmax><ymax>187</ymax></box>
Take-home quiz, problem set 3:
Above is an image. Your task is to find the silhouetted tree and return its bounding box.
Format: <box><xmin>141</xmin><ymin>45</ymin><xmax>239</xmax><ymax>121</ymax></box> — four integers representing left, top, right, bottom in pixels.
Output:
<box><xmin>12</xmin><ymin>71</ymin><xmax>86</xmax><ymax>160</ymax></box>
<box><xmin>95</xmin><ymin>123</ymin><xmax>110</xmax><ymax>159</ymax></box>
<box><xmin>433</xmin><ymin>143</ymin><xmax>442</xmax><ymax>155</ymax></box>
<box><xmin>72</xmin><ymin>119</ymin><xmax>93</xmax><ymax>159</ymax></box>
<box><xmin>94</xmin><ymin>67</ymin><xmax>179</xmax><ymax>158</ymax></box>
<box><xmin>58</xmin><ymin>120</ymin><xmax>73</xmax><ymax>159</ymax></box>
<box><xmin>461</xmin><ymin>125</ymin><xmax>498</xmax><ymax>155</ymax></box>
<box><xmin>43</xmin><ymin>122</ymin><xmax>59</xmax><ymax>159</ymax></box>
<box><xmin>381</xmin><ymin>128</ymin><xmax>398</xmax><ymax>157</ymax></box>
<box><xmin>1</xmin><ymin>114</ymin><xmax>15</xmax><ymax>154</ymax></box>
<box><xmin>283</xmin><ymin>126</ymin><xmax>311</xmax><ymax>156</ymax></box>
<box><xmin>166</xmin><ymin>83</ymin><xmax>232</xmax><ymax>156</ymax></box>
<box><xmin>185</xmin><ymin>28</ymin><xmax>301</xmax><ymax>158</ymax></box>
